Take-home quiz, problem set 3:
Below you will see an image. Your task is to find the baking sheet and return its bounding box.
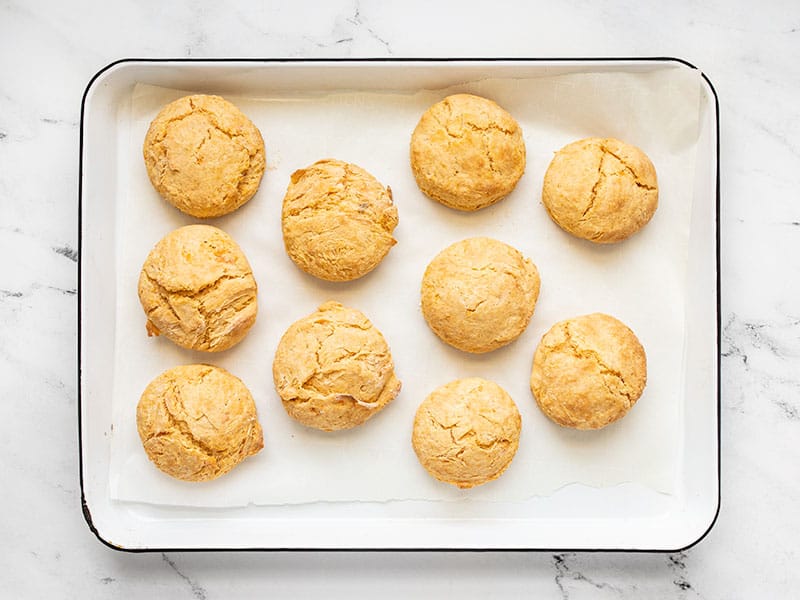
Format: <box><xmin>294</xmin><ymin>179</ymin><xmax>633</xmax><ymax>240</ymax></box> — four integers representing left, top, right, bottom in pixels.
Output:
<box><xmin>109</xmin><ymin>67</ymin><xmax>701</xmax><ymax>507</ymax></box>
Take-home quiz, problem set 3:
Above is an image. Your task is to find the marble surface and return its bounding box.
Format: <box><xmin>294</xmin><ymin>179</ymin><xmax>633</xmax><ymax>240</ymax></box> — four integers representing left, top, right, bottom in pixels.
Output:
<box><xmin>1</xmin><ymin>0</ymin><xmax>798</xmax><ymax>597</ymax></box>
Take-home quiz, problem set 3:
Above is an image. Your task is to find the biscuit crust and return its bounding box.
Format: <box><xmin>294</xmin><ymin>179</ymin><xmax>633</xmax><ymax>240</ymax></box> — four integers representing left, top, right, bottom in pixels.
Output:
<box><xmin>136</xmin><ymin>364</ymin><xmax>263</xmax><ymax>482</ymax></box>
<box><xmin>138</xmin><ymin>225</ymin><xmax>258</xmax><ymax>352</ymax></box>
<box><xmin>541</xmin><ymin>137</ymin><xmax>658</xmax><ymax>243</ymax></box>
<box><xmin>281</xmin><ymin>159</ymin><xmax>398</xmax><ymax>282</ymax></box>
<box><xmin>530</xmin><ymin>313</ymin><xmax>647</xmax><ymax>430</ymax></box>
<box><xmin>410</xmin><ymin>93</ymin><xmax>526</xmax><ymax>211</ymax></box>
<box><xmin>272</xmin><ymin>301</ymin><xmax>401</xmax><ymax>431</ymax></box>
<box><xmin>143</xmin><ymin>94</ymin><xmax>265</xmax><ymax>218</ymax></box>
<box><xmin>421</xmin><ymin>237</ymin><xmax>540</xmax><ymax>354</ymax></box>
<box><xmin>412</xmin><ymin>378</ymin><xmax>521</xmax><ymax>489</ymax></box>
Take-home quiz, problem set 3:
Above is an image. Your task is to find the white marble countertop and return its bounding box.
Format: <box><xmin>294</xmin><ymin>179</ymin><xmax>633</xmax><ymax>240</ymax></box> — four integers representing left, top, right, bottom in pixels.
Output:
<box><xmin>2</xmin><ymin>0</ymin><xmax>798</xmax><ymax>597</ymax></box>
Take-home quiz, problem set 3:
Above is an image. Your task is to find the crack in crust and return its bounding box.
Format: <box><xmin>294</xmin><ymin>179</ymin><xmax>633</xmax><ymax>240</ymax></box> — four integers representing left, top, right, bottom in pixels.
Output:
<box><xmin>148</xmin><ymin>369</ymin><xmax>223</xmax><ymax>467</ymax></box>
<box><xmin>601</xmin><ymin>145</ymin><xmax>658</xmax><ymax>191</ymax></box>
<box><xmin>581</xmin><ymin>150</ymin><xmax>607</xmax><ymax>219</ymax></box>
<box><xmin>560</xmin><ymin>323</ymin><xmax>635</xmax><ymax>407</ymax></box>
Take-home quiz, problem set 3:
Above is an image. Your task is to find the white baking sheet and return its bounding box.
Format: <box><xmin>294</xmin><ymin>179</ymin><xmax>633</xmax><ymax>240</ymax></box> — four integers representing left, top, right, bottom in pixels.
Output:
<box><xmin>109</xmin><ymin>68</ymin><xmax>701</xmax><ymax>507</ymax></box>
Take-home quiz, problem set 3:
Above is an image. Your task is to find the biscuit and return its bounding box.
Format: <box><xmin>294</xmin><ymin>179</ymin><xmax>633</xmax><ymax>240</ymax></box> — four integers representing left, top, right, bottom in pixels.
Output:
<box><xmin>412</xmin><ymin>377</ymin><xmax>521</xmax><ymax>489</ymax></box>
<box><xmin>136</xmin><ymin>364</ymin><xmax>263</xmax><ymax>482</ymax></box>
<box><xmin>410</xmin><ymin>93</ymin><xmax>526</xmax><ymax>211</ymax></box>
<box><xmin>421</xmin><ymin>237</ymin><xmax>540</xmax><ymax>354</ymax></box>
<box><xmin>138</xmin><ymin>224</ymin><xmax>257</xmax><ymax>352</ymax></box>
<box><xmin>143</xmin><ymin>94</ymin><xmax>265</xmax><ymax>218</ymax></box>
<box><xmin>541</xmin><ymin>137</ymin><xmax>658</xmax><ymax>243</ymax></box>
<box><xmin>272</xmin><ymin>301</ymin><xmax>401</xmax><ymax>431</ymax></box>
<box><xmin>530</xmin><ymin>313</ymin><xmax>647</xmax><ymax>430</ymax></box>
<box><xmin>281</xmin><ymin>159</ymin><xmax>398</xmax><ymax>282</ymax></box>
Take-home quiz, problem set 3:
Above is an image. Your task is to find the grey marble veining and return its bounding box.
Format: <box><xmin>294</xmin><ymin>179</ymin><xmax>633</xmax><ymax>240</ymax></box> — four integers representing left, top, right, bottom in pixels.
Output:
<box><xmin>1</xmin><ymin>0</ymin><xmax>799</xmax><ymax>597</ymax></box>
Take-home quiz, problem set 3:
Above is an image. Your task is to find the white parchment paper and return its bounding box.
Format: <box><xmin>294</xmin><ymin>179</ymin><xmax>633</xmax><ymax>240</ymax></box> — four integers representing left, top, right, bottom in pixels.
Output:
<box><xmin>110</xmin><ymin>67</ymin><xmax>701</xmax><ymax>506</ymax></box>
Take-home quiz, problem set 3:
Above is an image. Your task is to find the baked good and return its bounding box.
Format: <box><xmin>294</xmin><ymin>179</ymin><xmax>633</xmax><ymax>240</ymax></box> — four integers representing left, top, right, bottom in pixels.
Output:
<box><xmin>143</xmin><ymin>94</ymin><xmax>265</xmax><ymax>218</ymax></box>
<box><xmin>411</xmin><ymin>377</ymin><xmax>521</xmax><ymax>489</ymax></box>
<box><xmin>410</xmin><ymin>93</ymin><xmax>526</xmax><ymax>211</ymax></box>
<box><xmin>281</xmin><ymin>159</ymin><xmax>398</xmax><ymax>281</ymax></box>
<box><xmin>138</xmin><ymin>224</ymin><xmax>257</xmax><ymax>352</ymax></box>
<box><xmin>136</xmin><ymin>364</ymin><xmax>263</xmax><ymax>482</ymax></box>
<box><xmin>272</xmin><ymin>301</ymin><xmax>401</xmax><ymax>431</ymax></box>
<box><xmin>420</xmin><ymin>237</ymin><xmax>540</xmax><ymax>353</ymax></box>
<box><xmin>541</xmin><ymin>137</ymin><xmax>658</xmax><ymax>243</ymax></box>
<box><xmin>530</xmin><ymin>313</ymin><xmax>647</xmax><ymax>430</ymax></box>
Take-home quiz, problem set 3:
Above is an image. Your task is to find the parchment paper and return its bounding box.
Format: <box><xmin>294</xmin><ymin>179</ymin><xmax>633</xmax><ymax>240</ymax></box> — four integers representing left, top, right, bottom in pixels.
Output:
<box><xmin>109</xmin><ymin>67</ymin><xmax>701</xmax><ymax>506</ymax></box>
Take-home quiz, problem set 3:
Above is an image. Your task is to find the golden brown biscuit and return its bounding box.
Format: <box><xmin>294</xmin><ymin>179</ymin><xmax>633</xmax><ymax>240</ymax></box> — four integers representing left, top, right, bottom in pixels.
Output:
<box><xmin>421</xmin><ymin>237</ymin><xmax>540</xmax><ymax>354</ymax></box>
<box><xmin>281</xmin><ymin>159</ymin><xmax>398</xmax><ymax>282</ymax></box>
<box><xmin>541</xmin><ymin>137</ymin><xmax>658</xmax><ymax>243</ymax></box>
<box><xmin>136</xmin><ymin>364</ymin><xmax>263</xmax><ymax>482</ymax></box>
<box><xmin>412</xmin><ymin>377</ymin><xmax>521</xmax><ymax>489</ymax></box>
<box><xmin>530</xmin><ymin>313</ymin><xmax>647</xmax><ymax>430</ymax></box>
<box><xmin>143</xmin><ymin>94</ymin><xmax>265</xmax><ymax>218</ymax></box>
<box><xmin>272</xmin><ymin>301</ymin><xmax>401</xmax><ymax>431</ymax></box>
<box><xmin>410</xmin><ymin>93</ymin><xmax>526</xmax><ymax>211</ymax></box>
<box><xmin>138</xmin><ymin>224</ymin><xmax>257</xmax><ymax>352</ymax></box>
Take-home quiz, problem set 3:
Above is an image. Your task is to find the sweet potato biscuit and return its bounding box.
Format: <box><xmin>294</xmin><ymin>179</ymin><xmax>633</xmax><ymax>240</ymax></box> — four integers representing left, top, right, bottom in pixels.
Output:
<box><xmin>143</xmin><ymin>94</ymin><xmax>265</xmax><ymax>218</ymax></box>
<box><xmin>272</xmin><ymin>301</ymin><xmax>401</xmax><ymax>431</ymax></box>
<box><xmin>281</xmin><ymin>159</ymin><xmax>398</xmax><ymax>282</ymax></box>
<box><xmin>136</xmin><ymin>364</ymin><xmax>263</xmax><ymax>482</ymax></box>
<box><xmin>541</xmin><ymin>137</ymin><xmax>658</xmax><ymax>243</ymax></box>
<box><xmin>421</xmin><ymin>237</ymin><xmax>540</xmax><ymax>354</ymax></box>
<box><xmin>530</xmin><ymin>313</ymin><xmax>647</xmax><ymax>430</ymax></box>
<box><xmin>412</xmin><ymin>377</ymin><xmax>522</xmax><ymax>489</ymax></box>
<box><xmin>138</xmin><ymin>224</ymin><xmax>258</xmax><ymax>352</ymax></box>
<box><xmin>410</xmin><ymin>93</ymin><xmax>526</xmax><ymax>211</ymax></box>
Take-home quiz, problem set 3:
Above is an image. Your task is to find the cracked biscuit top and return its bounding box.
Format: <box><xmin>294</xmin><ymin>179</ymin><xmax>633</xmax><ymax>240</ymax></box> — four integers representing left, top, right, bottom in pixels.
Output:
<box><xmin>410</xmin><ymin>93</ymin><xmax>526</xmax><ymax>211</ymax></box>
<box><xmin>272</xmin><ymin>301</ymin><xmax>401</xmax><ymax>431</ymax></box>
<box><xmin>421</xmin><ymin>237</ymin><xmax>540</xmax><ymax>354</ymax></box>
<box><xmin>136</xmin><ymin>364</ymin><xmax>263</xmax><ymax>482</ymax></box>
<box><xmin>530</xmin><ymin>313</ymin><xmax>647</xmax><ymax>430</ymax></box>
<box><xmin>143</xmin><ymin>94</ymin><xmax>265</xmax><ymax>218</ymax></box>
<box><xmin>281</xmin><ymin>159</ymin><xmax>398</xmax><ymax>282</ymax></box>
<box><xmin>412</xmin><ymin>377</ymin><xmax>521</xmax><ymax>489</ymax></box>
<box><xmin>542</xmin><ymin>137</ymin><xmax>658</xmax><ymax>243</ymax></box>
<box><xmin>138</xmin><ymin>224</ymin><xmax>258</xmax><ymax>352</ymax></box>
